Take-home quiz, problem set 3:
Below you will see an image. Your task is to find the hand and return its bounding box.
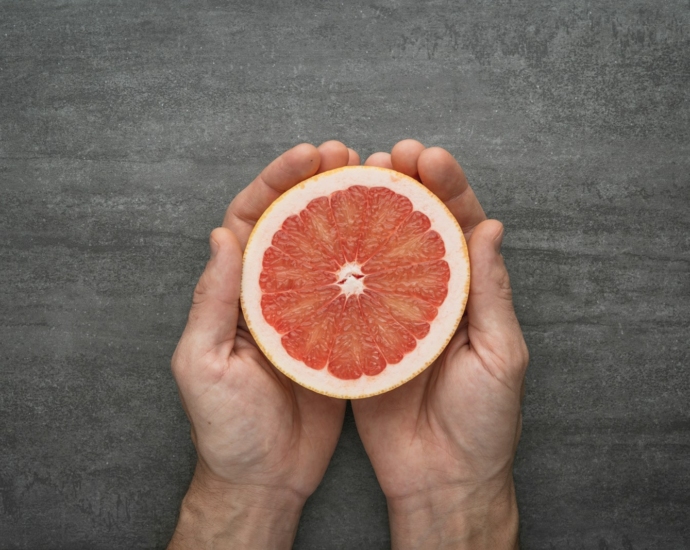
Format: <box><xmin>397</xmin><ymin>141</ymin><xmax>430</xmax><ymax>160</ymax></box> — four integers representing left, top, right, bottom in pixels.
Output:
<box><xmin>353</xmin><ymin>141</ymin><xmax>528</xmax><ymax>549</ymax></box>
<box><xmin>168</xmin><ymin>142</ymin><xmax>359</xmax><ymax>549</ymax></box>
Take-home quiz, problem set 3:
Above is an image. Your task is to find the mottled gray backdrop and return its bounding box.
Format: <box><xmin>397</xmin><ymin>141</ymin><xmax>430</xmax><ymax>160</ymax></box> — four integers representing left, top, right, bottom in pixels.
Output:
<box><xmin>1</xmin><ymin>1</ymin><xmax>688</xmax><ymax>548</ymax></box>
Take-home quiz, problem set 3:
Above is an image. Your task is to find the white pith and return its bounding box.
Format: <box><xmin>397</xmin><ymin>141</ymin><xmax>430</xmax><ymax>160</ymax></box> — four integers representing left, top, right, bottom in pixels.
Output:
<box><xmin>241</xmin><ymin>166</ymin><xmax>470</xmax><ymax>399</ymax></box>
<box><xmin>336</xmin><ymin>262</ymin><xmax>364</xmax><ymax>297</ymax></box>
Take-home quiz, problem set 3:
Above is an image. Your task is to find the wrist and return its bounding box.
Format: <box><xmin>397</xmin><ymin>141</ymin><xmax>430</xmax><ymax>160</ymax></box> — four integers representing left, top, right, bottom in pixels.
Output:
<box><xmin>168</xmin><ymin>465</ymin><xmax>306</xmax><ymax>550</ymax></box>
<box><xmin>387</xmin><ymin>477</ymin><xmax>519</xmax><ymax>550</ymax></box>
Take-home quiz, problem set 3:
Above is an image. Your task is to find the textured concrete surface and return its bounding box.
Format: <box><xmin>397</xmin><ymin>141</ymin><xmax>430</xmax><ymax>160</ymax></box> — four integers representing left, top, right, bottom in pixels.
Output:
<box><xmin>1</xmin><ymin>1</ymin><xmax>688</xmax><ymax>548</ymax></box>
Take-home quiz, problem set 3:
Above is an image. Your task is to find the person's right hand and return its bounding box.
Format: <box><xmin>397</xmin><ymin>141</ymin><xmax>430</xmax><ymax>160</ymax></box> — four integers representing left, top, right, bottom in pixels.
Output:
<box><xmin>168</xmin><ymin>142</ymin><xmax>358</xmax><ymax>550</ymax></box>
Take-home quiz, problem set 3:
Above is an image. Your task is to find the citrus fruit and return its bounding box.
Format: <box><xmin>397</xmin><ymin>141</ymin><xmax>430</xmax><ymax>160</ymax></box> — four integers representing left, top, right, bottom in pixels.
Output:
<box><xmin>241</xmin><ymin>166</ymin><xmax>469</xmax><ymax>399</ymax></box>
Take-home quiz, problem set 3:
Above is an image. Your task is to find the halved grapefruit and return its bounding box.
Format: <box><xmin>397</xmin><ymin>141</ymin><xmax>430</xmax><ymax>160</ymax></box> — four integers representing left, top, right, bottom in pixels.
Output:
<box><xmin>241</xmin><ymin>166</ymin><xmax>469</xmax><ymax>399</ymax></box>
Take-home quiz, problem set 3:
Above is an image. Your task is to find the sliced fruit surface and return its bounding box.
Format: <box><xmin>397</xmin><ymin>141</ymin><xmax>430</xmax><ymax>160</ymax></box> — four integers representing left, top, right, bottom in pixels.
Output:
<box><xmin>241</xmin><ymin>166</ymin><xmax>469</xmax><ymax>399</ymax></box>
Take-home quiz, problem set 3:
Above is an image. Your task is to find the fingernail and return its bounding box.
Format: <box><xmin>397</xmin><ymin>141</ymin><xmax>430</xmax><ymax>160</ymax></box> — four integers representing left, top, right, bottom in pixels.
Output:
<box><xmin>495</xmin><ymin>226</ymin><xmax>505</xmax><ymax>252</ymax></box>
<box><xmin>210</xmin><ymin>238</ymin><xmax>220</xmax><ymax>257</ymax></box>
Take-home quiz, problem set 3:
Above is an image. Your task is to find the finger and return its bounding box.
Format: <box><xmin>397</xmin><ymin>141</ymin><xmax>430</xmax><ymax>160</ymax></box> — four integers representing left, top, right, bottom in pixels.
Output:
<box><xmin>182</xmin><ymin>228</ymin><xmax>243</xmax><ymax>355</ymax></box>
<box><xmin>316</xmin><ymin>140</ymin><xmax>350</xmax><ymax>174</ymax></box>
<box><xmin>464</xmin><ymin>220</ymin><xmax>529</xmax><ymax>386</ymax></box>
<box><xmin>223</xmin><ymin>143</ymin><xmax>320</xmax><ymax>248</ymax></box>
<box><xmin>417</xmin><ymin>147</ymin><xmax>486</xmax><ymax>236</ymax></box>
<box><xmin>364</xmin><ymin>152</ymin><xmax>393</xmax><ymax>168</ymax></box>
<box><xmin>347</xmin><ymin>148</ymin><xmax>360</xmax><ymax>166</ymax></box>
<box><xmin>391</xmin><ymin>139</ymin><xmax>425</xmax><ymax>179</ymax></box>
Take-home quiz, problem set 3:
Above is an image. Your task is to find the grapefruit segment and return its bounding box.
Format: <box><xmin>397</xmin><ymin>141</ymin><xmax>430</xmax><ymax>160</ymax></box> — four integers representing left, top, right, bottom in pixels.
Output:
<box><xmin>359</xmin><ymin>292</ymin><xmax>417</xmax><ymax>364</ymax></box>
<box><xmin>261</xmin><ymin>286</ymin><xmax>341</xmax><ymax>333</ymax></box>
<box><xmin>281</xmin><ymin>294</ymin><xmax>345</xmax><ymax>370</ymax></box>
<box><xmin>364</xmin><ymin>260</ymin><xmax>450</xmax><ymax>307</ymax></box>
<box><xmin>362</xmin><ymin>211</ymin><xmax>445</xmax><ymax>274</ymax></box>
<box><xmin>298</xmin><ymin>196</ymin><xmax>345</xmax><ymax>264</ymax></box>
<box><xmin>356</xmin><ymin>187</ymin><xmax>413</xmax><ymax>263</ymax></box>
<box><xmin>241</xmin><ymin>166</ymin><xmax>469</xmax><ymax>399</ymax></box>
<box><xmin>368</xmin><ymin>291</ymin><xmax>437</xmax><ymax>340</ymax></box>
<box><xmin>331</xmin><ymin>185</ymin><xmax>368</xmax><ymax>262</ymax></box>
<box><xmin>260</xmin><ymin>247</ymin><xmax>337</xmax><ymax>293</ymax></box>
<box><xmin>328</xmin><ymin>296</ymin><xmax>386</xmax><ymax>380</ymax></box>
<box><xmin>272</xmin><ymin>214</ymin><xmax>340</xmax><ymax>270</ymax></box>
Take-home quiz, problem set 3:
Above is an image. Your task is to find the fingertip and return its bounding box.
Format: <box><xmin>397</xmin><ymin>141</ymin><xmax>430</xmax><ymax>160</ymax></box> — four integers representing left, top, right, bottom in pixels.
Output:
<box><xmin>470</xmin><ymin>220</ymin><xmax>504</xmax><ymax>252</ymax></box>
<box><xmin>465</xmin><ymin>218</ymin><xmax>525</xmax><ymax>388</ymax></box>
<box><xmin>391</xmin><ymin>139</ymin><xmax>425</xmax><ymax>178</ymax></box>
<box><xmin>364</xmin><ymin>152</ymin><xmax>393</xmax><ymax>168</ymax></box>
<box><xmin>393</xmin><ymin>138</ymin><xmax>425</xmax><ymax>151</ymax></box>
<box><xmin>209</xmin><ymin>235</ymin><xmax>220</xmax><ymax>257</ymax></box>
<box><xmin>417</xmin><ymin>147</ymin><xmax>464</xmax><ymax>186</ymax></box>
<box><xmin>481</xmin><ymin>219</ymin><xmax>504</xmax><ymax>246</ymax></box>
<box><xmin>183</xmin><ymin>228</ymin><xmax>242</xmax><ymax>356</ymax></box>
<box><xmin>416</xmin><ymin>147</ymin><xmax>486</xmax><ymax>234</ymax></box>
<box><xmin>468</xmin><ymin>222</ymin><xmax>502</xmax><ymax>269</ymax></box>
<box><xmin>225</xmin><ymin>144</ymin><xmax>322</xmax><ymax>249</ymax></box>
<box><xmin>493</xmin><ymin>221</ymin><xmax>505</xmax><ymax>251</ymax></box>
<box><xmin>290</xmin><ymin>142</ymin><xmax>320</xmax><ymax>162</ymax></box>
<box><xmin>276</xmin><ymin>142</ymin><xmax>321</xmax><ymax>182</ymax></box>
<box><xmin>209</xmin><ymin>227</ymin><xmax>241</xmax><ymax>255</ymax></box>
<box><xmin>207</xmin><ymin>229</ymin><xmax>243</xmax><ymax>288</ymax></box>
<box><xmin>291</xmin><ymin>142</ymin><xmax>321</xmax><ymax>168</ymax></box>
<box><xmin>316</xmin><ymin>140</ymin><xmax>350</xmax><ymax>173</ymax></box>
<box><xmin>417</xmin><ymin>148</ymin><xmax>465</xmax><ymax>199</ymax></box>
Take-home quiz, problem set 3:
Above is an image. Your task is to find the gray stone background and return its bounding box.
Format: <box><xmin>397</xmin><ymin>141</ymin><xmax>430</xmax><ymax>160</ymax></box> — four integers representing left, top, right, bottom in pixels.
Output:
<box><xmin>1</xmin><ymin>0</ymin><xmax>688</xmax><ymax>548</ymax></box>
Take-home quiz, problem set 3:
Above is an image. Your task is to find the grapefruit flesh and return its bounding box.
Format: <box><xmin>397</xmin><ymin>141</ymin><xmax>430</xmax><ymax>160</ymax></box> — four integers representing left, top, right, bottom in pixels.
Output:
<box><xmin>241</xmin><ymin>166</ymin><xmax>469</xmax><ymax>399</ymax></box>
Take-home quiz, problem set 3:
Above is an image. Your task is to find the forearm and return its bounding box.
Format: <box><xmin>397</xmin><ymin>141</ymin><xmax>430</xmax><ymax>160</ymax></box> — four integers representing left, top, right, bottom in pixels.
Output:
<box><xmin>387</xmin><ymin>479</ymin><xmax>519</xmax><ymax>550</ymax></box>
<box><xmin>168</xmin><ymin>468</ymin><xmax>305</xmax><ymax>550</ymax></box>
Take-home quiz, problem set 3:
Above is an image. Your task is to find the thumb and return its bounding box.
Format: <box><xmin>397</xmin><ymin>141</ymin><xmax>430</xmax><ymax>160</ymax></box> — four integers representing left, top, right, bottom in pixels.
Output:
<box><xmin>465</xmin><ymin>220</ymin><xmax>528</xmax><ymax>385</ymax></box>
<box><xmin>182</xmin><ymin>227</ymin><xmax>243</xmax><ymax>354</ymax></box>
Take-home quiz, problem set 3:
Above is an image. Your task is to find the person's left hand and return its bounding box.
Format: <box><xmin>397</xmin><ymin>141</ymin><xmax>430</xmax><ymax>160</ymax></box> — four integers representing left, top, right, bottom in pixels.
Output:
<box><xmin>168</xmin><ymin>141</ymin><xmax>359</xmax><ymax>549</ymax></box>
<box><xmin>353</xmin><ymin>141</ymin><xmax>528</xmax><ymax>549</ymax></box>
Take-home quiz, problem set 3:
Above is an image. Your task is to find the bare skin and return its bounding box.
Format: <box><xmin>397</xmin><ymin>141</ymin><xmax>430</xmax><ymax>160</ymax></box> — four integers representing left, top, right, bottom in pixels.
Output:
<box><xmin>168</xmin><ymin>141</ymin><xmax>357</xmax><ymax>549</ymax></box>
<box><xmin>168</xmin><ymin>140</ymin><xmax>527</xmax><ymax>549</ymax></box>
<box><xmin>357</xmin><ymin>140</ymin><xmax>528</xmax><ymax>549</ymax></box>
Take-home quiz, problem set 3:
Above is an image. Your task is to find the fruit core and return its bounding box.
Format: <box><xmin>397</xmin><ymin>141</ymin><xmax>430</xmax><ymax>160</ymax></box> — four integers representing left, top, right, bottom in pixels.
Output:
<box><xmin>259</xmin><ymin>184</ymin><xmax>450</xmax><ymax>381</ymax></box>
<box><xmin>336</xmin><ymin>262</ymin><xmax>365</xmax><ymax>296</ymax></box>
